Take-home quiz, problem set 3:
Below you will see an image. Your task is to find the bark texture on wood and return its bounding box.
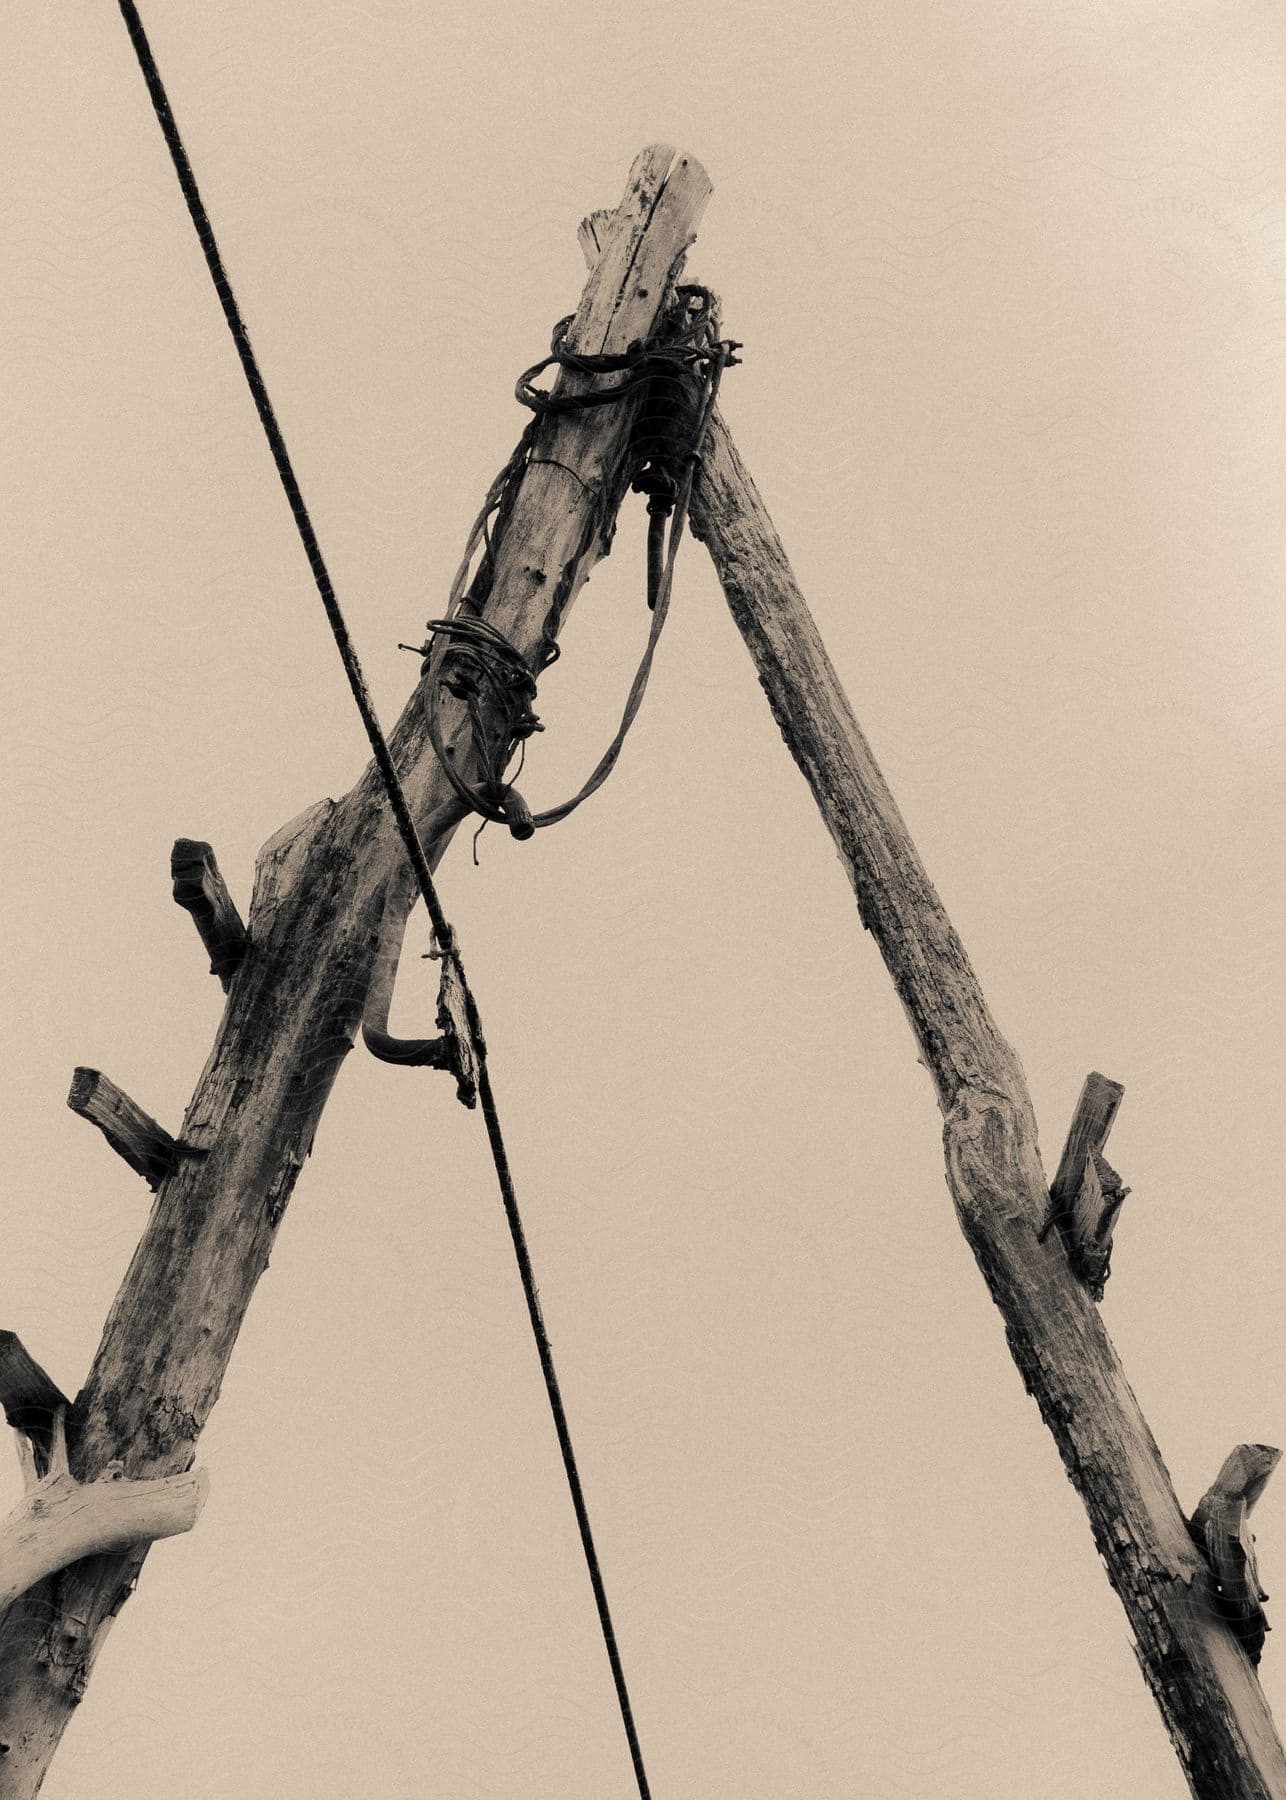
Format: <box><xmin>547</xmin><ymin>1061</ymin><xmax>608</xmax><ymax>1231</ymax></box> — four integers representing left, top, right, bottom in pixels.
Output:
<box><xmin>65</xmin><ymin>1069</ymin><xmax>182</xmax><ymax>1190</ymax></box>
<box><xmin>1050</xmin><ymin>1070</ymin><xmax>1124</xmax><ymax>1208</ymax></box>
<box><xmin>0</xmin><ymin>146</ymin><xmax>710</xmax><ymax>1798</ymax></box>
<box><xmin>1191</xmin><ymin>1447</ymin><xmax>1283</xmax><ymax>1667</ymax></box>
<box><xmin>1046</xmin><ymin>1070</ymin><xmax>1130</xmax><ymax>1300</ymax></box>
<box><xmin>0</xmin><ymin>1339</ymin><xmax>68</xmax><ymax>1483</ymax></box>
<box><xmin>170</xmin><ymin>839</ymin><xmax>248</xmax><ymax>988</ymax></box>
<box><xmin>688</xmin><ymin>408</ymin><xmax>1286</xmax><ymax>1800</ymax></box>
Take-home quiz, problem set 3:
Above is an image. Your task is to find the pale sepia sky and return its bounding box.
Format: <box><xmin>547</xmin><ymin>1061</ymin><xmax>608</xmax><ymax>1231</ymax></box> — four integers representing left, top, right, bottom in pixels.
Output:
<box><xmin>5</xmin><ymin>4</ymin><xmax>1286</xmax><ymax>1797</ymax></box>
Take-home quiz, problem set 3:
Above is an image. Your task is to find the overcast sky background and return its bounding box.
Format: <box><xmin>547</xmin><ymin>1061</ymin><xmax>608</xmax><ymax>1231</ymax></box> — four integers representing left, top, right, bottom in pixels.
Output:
<box><xmin>5</xmin><ymin>3</ymin><xmax>1286</xmax><ymax>1796</ymax></box>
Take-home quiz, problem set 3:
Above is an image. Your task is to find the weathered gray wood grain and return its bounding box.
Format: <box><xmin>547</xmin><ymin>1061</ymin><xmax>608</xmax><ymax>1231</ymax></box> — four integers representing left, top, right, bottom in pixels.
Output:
<box><xmin>170</xmin><ymin>839</ymin><xmax>249</xmax><ymax>989</ymax></box>
<box><xmin>687</xmin><ymin>406</ymin><xmax>1286</xmax><ymax>1800</ymax></box>
<box><xmin>0</xmin><ymin>145</ymin><xmax>710</xmax><ymax>1798</ymax></box>
<box><xmin>1191</xmin><ymin>1447</ymin><xmax>1283</xmax><ymax>1668</ymax></box>
<box><xmin>1046</xmin><ymin>1070</ymin><xmax>1130</xmax><ymax>1299</ymax></box>
<box><xmin>0</xmin><ymin>1337</ymin><xmax>68</xmax><ymax>1483</ymax></box>
<box><xmin>66</xmin><ymin>1069</ymin><xmax>182</xmax><ymax>1190</ymax></box>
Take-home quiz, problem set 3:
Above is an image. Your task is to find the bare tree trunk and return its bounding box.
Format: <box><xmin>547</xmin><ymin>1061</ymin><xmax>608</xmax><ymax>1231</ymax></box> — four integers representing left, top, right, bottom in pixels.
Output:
<box><xmin>0</xmin><ymin>145</ymin><xmax>710</xmax><ymax>1798</ymax></box>
<box><xmin>687</xmin><ymin>407</ymin><xmax>1286</xmax><ymax>1800</ymax></box>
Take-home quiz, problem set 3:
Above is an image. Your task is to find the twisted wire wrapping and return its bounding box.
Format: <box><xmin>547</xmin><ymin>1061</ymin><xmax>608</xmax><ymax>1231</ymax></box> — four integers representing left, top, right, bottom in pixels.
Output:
<box><xmin>415</xmin><ymin>288</ymin><xmax>737</xmax><ymax>840</ymax></box>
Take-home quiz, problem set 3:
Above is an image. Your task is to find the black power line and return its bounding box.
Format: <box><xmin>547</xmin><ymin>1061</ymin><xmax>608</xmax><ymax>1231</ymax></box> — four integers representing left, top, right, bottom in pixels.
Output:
<box><xmin>114</xmin><ymin>5</ymin><xmax>655</xmax><ymax>1791</ymax></box>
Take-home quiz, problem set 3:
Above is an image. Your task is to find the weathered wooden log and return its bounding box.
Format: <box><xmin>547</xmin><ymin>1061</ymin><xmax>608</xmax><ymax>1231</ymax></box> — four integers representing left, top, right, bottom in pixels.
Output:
<box><xmin>0</xmin><ymin>146</ymin><xmax>710</xmax><ymax>1798</ymax></box>
<box><xmin>686</xmin><ymin>408</ymin><xmax>1286</xmax><ymax>1799</ymax></box>
<box><xmin>170</xmin><ymin>838</ymin><xmax>248</xmax><ymax>987</ymax></box>
<box><xmin>0</xmin><ymin>1409</ymin><xmax>206</xmax><ymax>1615</ymax></box>
<box><xmin>66</xmin><ymin>1068</ymin><xmax>184</xmax><ymax>1189</ymax></box>
<box><xmin>1190</xmin><ymin>1446</ymin><xmax>1282</xmax><ymax>1667</ymax></box>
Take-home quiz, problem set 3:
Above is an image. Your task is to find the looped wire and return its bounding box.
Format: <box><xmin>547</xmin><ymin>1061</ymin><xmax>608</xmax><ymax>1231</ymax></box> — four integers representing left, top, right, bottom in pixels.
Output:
<box><xmin>514</xmin><ymin>284</ymin><xmax>729</xmax><ymax>418</ymax></box>
<box><xmin>415</xmin><ymin>286</ymin><xmax>739</xmax><ymax>844</ymax></box>
<box><xmin>407</xmin><ymin>615</ymin><xmax>545</xmax><ymax>830</ymax></box>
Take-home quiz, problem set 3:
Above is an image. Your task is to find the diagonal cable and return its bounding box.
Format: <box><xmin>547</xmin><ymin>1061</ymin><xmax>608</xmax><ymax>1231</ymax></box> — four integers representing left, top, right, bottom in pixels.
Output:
<box><xmin>113</xmin><ymin>4</ymin><xmax>655</xmax><ymax>1791</ymax></box>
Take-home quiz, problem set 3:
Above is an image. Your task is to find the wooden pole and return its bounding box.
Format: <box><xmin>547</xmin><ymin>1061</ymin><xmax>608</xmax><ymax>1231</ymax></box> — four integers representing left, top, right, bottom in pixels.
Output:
<box><xmin>686</xmin><ymin>407</ymin><xmax>1286</xmax><ymax>1800</ymax></box>
<box><xmin>0</xmin><ymin>145</ymin><xmax>709</xmax><ymax>1798</ymax></box>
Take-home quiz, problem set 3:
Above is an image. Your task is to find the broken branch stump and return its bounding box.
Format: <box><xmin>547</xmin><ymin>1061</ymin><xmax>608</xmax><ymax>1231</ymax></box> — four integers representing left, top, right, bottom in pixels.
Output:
<box><xmin>1191</xmin><ymin>1446</ymin><xmax>1282</xmax><ymax>1667</ymax></box>
<box><xmin>687</xmin><ymin>406</ymin><xmax>1286</xmax><ymax>1800</ymax></box>
<box><xmin>1044</xmin><ymin>1070</ymin><xmax>1130</xmax><ymax>1300</ymax></box>
<box><xmin>0</xmin><ymin>1335</ymin><xmax>69</xmax><ymax>1481</ymax></box>
<box><xmin>66</xmin><ymin>1068</ymin><xmax>183</xmax><ymax>1190</ymax></box>
<box><xmin>170</xmin><ymin>839</ymin><xmax>248</xmax><ymax>987</ymax></box>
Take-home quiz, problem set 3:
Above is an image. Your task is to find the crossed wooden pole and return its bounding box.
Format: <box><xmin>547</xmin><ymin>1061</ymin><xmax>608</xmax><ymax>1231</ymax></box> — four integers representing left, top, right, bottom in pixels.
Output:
<box><xmin>1</xmin><ymin>144</ymin><xmax>1281</xmax><ymax>1800</ymax></box>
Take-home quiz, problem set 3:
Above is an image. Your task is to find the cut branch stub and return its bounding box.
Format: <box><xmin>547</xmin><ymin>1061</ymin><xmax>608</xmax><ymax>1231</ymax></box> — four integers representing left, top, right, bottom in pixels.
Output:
<box><xmin>1069</xmin><ymin>1149</ymin><xmax>1129</xmax><ymax>1301</ymax></box>
<box><xmin>171</xmin><ymin>838</ymin><xmax>248</xmax><ymax>988</ymax></box>
<box><xmin>0</xmin><ymin>1335</ymin><xmax>69</xmax><ymax>1479</ymax></box>
<box><xmin>1045</xmin><ymin>1071</ymin><xmax>1130</xmax><ymax>1299</ymax></box>
<box><xmin>67</xmin><ymin>1068</ymin><xmax>188</xmax><ymax>1189</ymax></box>
<box><xmin>0</xmin><ymin>1407</ymin><xmax>207</xmax><ymax>1614</ymax></box>
<box><xmin>1190</xmin><ymin>1446</ymin><xmax>1282</xmax><ymax>1666</ymax></box>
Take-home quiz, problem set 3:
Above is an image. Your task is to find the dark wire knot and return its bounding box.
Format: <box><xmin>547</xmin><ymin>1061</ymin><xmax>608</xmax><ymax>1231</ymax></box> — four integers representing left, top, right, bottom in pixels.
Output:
<box><xmin>628</xmin><ymin>286</ymin><xmax>737</xmax><ymax>518</ymax></box>
<box><xmin>513</xmin><ymin>284</ymin><xmax>732</xmax><ymax>424</ymax></box>
<box><xmin>406</xmin><ymin>616</ymin><xmax>546</xmax><ymax>841</ymax></box>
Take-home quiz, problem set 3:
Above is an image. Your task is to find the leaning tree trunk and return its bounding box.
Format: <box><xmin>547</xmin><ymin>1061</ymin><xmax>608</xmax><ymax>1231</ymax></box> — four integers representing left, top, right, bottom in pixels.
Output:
<box><xmin>0</xmin><ymin>144</ymin><xmax>709</xmax><ymax>1798</ymax></box>
<box><xmin>686</xmin><ymin>409</ymin><xmax>1286</xmax><ymax>1800</ymax></box>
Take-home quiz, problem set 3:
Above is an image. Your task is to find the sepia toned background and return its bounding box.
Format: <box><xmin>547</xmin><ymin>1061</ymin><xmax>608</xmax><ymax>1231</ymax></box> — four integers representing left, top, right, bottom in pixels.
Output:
<box><xmin>5</xmin><ymin>3</ymin><xmax>1286</xmax><ymax>1795</ymax></box>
